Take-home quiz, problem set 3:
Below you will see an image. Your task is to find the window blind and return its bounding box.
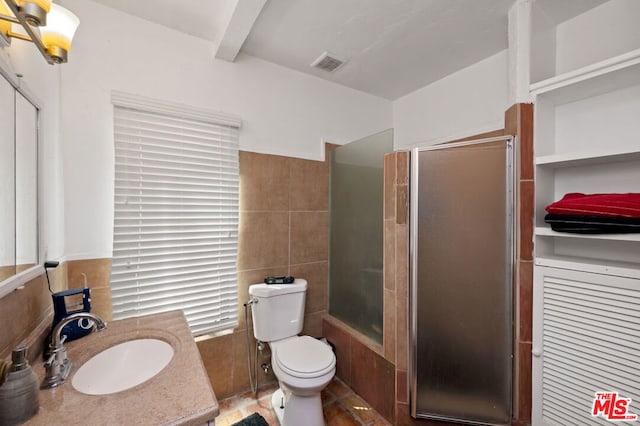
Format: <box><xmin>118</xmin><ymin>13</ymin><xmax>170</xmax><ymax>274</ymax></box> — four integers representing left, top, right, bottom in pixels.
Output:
<box><xmin>110</xmin><ymin>96</ymin><xmax>240</xmax><ymax>336</ymax></box>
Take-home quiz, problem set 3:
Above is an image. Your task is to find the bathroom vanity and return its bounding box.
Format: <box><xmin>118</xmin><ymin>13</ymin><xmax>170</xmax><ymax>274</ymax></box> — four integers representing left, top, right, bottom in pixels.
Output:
<box><xmin>25</xmin><ymin>311</ymin><xmax>218</xmax><ymax>425</ymax></box>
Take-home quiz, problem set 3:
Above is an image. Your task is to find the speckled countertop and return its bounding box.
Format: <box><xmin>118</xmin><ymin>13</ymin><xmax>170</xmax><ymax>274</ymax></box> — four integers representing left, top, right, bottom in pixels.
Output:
<box><xmin>25</xmin><ymin>311</ymin><xmax>218</xmax><ymax>426</ymax></box>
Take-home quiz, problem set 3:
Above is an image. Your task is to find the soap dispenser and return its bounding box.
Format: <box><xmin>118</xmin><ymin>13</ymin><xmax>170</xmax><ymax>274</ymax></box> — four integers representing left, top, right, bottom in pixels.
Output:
<box><xmin>0</xmin><ymin>346</ymin><xmax>39</xmax><ymax>426</ymax></box>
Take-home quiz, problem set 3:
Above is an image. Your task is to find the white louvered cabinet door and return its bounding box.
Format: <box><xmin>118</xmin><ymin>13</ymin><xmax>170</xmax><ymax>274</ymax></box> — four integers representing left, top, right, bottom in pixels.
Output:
<box><xmin>532</xmin><ymin>262</ymin><xmax>640</xmax><ymax>426</ymax></box>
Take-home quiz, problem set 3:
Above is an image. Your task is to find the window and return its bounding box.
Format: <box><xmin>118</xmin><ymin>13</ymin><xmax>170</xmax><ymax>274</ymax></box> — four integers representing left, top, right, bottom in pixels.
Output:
<box><xmin>110</xmin><ymin>92</ymin><xmax>241</xmax><ymax>335</ymax></box>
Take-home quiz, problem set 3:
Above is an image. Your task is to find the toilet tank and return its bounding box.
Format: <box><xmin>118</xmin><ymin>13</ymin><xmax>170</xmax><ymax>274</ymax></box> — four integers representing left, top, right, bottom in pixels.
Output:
<box><xmin>249</xmin><ymin>279</ymin><xmax>307</xmax><ymax>342</ymax></box>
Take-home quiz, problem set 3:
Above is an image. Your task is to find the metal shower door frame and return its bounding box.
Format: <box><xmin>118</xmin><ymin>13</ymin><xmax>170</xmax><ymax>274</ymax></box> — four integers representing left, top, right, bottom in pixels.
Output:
<box><xmin>409</xmin><ymin>135</ymin><xmax>516</xmax><ymax>425</ymax></box>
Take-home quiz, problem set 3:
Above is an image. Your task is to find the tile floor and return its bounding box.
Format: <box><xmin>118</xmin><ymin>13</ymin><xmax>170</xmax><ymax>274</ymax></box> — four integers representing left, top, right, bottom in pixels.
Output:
<box><xmin>215</xmin><ymin>378</ymin><xmax>392</xmax><ymax>426</ymax></box>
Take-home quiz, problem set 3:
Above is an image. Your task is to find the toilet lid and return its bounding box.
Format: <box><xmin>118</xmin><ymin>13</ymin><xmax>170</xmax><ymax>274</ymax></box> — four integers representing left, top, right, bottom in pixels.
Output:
<box><xmin>275</xmin><ymin>336</ymin><xmax>335</xmax><ymax>378</ymax></box>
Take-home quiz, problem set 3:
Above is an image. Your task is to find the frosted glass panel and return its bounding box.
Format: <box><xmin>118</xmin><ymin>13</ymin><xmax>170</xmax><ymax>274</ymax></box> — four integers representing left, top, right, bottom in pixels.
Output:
<box><xmin>412</xmin><ymin>138</ymin><xmax>513</xmax><ymax>424</ymax></box>
<box><xmin>328</xmin><ymin>129</ymin><xmax>393</xmax><ymax>343</ymax></box>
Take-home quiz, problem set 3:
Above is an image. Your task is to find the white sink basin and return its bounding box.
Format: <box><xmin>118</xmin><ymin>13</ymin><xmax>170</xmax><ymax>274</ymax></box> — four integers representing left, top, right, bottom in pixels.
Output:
<box><xmin>72</xmin><ymin>338</ymin><xmax>174</xmax><ymax>395</ymax></box>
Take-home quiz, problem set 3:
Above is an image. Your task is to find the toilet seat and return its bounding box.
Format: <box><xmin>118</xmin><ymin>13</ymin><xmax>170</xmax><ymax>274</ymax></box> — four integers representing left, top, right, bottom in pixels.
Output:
<box><xmin>274</xmin><ymin>336</ymin><xmax>335</xmax><ymax>379</ymax></box>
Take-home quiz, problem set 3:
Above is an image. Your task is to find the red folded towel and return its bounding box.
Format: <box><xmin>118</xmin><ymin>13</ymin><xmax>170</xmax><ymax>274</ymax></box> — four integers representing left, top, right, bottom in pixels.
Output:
<box><xmin>545</xmin><ymin>193</ymin><xmax>640</xmax><ymax>218</ymax></box>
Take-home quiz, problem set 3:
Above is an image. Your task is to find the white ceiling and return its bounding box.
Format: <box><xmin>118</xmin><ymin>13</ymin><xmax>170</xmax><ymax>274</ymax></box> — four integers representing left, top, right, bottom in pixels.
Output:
<box><xmin>89</xmin><ymin>0</ymin><xmax>607</xmax><ymax>100</ymax></box>
<box><xmin>242</xmin><ymin>0</ymin><xmax>517</xmax><ymax>100</ymax></box>
<box><xmin>83</xmin><ymin>0</ymin><xmax>236</xmax><ymax>42</ymax></box>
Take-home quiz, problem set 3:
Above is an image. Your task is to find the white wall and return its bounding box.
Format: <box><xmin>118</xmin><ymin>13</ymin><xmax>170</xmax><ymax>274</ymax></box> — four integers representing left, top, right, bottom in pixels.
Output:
<box><xmin>392</xmin><ymin>50</ymin><xmax>509</xmax><ymax>149</ymax></box>
<box><xmin>530</xmin><ymin>2</ymin><xmax>557</xmax><ymax>84</ymax></box>
<box><xmin>555</xmin><ymin>0</ymin><xmax>640</xmax><ymax>74</ymax></box>
<box><xmin>58</xmin><ymin>0</ymin><xmax>392</xmax><ymax>259</ymax></box>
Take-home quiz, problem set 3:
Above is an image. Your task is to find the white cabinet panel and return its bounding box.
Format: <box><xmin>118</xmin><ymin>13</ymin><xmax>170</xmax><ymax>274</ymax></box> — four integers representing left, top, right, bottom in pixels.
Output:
<box><xmin>533</xmin><ymin>263</ymin><xmax>640</xmax><ymax>426</ymax></box>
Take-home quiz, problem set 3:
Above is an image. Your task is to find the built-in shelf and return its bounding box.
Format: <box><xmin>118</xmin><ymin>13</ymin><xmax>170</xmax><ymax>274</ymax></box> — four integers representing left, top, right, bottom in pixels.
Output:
<box><xmin>532</xmin><ymin>48</ymin><xmax>640</xmax><ymax>265</ymax></box>
<box><xmin>535</xmin><ymin>255</ymin><xmax>640</xmax><ymax>279</ymax></box>
<box><xmin>530</xmin><ymin>48</ymin><xmax>640</xmax><ymax>105</ymax></box>
<box><xmin>535</xmin><ymin>226</ymin><xmax>640</xmax><ymax>242</ymax></box>
<box><xmin>531</xmin><ymin>7</ymin><xmax>640</xmax><ymax>426</ymax></box>
<box><xmin>535</xmin><ymin>147</ymin><xmax>640</xmax><ymax>168</ymax></box>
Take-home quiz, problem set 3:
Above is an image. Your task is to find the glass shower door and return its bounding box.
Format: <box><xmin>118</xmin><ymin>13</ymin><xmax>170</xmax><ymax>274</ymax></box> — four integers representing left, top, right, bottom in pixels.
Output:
<box><xmin>411</xmin><ymin>137</ymin><xmax>514</xmax><ymax>425</ymax></box>
<box><xmin>328</xmin><ymin>129</ymin><xmax>393</xmax><ymax>344</ymax></box>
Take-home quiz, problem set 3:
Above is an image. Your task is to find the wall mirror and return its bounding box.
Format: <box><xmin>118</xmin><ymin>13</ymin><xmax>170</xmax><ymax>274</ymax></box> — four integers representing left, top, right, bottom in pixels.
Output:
<box><xmin>0</xmin><ymin>63</ymin><xmax>40</xmax><ymax>296</ymax></box>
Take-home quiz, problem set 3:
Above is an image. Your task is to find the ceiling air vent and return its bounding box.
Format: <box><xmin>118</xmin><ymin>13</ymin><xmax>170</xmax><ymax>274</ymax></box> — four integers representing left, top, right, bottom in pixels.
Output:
<box><xmin>310</xmin><ymin>51</ymin><xmax>346</xmax><ymax>72</ymax></box>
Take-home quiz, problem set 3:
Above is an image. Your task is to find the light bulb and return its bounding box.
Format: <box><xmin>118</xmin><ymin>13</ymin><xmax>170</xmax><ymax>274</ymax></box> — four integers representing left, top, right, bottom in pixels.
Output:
<box><xmin>40</xmin><ymin>2</ymin><xmax>79</xmax><ymax>63</ymax></box>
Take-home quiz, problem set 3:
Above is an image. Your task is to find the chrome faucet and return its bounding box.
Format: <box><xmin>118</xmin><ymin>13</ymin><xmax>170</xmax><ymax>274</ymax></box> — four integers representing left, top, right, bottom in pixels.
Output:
<box><xmin>42</xmin><ymin>312</ymin><xmax>107</xmax><ymax>389</ymax></box>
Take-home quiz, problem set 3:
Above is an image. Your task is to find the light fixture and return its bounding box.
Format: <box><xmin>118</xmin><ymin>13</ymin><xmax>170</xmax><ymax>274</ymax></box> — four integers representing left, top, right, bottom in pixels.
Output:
<box><xmin>0</xmin><ymin>0</ymin><xmax>79</xmax><ymax>64</ymax></box>
<box><xmin>17</xmin><ymin>0</ymin><xmax>50</xmax><ymax>26</ymax></box>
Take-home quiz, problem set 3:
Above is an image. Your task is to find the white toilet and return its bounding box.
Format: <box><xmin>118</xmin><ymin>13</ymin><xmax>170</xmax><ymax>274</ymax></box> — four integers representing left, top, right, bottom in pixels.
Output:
<box><xmin>249</xmin><ymin>279</ymin><xmax>336</xmax><ymax>426</ymax></box>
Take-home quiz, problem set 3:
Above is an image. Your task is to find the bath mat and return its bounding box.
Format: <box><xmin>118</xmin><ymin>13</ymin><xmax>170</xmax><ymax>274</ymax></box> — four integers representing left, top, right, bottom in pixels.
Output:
<box><xmin>230</xmin><ymin>412</ymin><xmax>269</xmax><ymax>426</ymax></box>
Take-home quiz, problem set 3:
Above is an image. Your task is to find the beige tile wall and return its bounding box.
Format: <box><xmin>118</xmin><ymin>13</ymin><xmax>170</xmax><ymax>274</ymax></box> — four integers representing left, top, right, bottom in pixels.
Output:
<box><xmin>0</xmin><ymin>264</ymin><xmax>67</xmax><ymax>363</ymax></box>
<box><xmin>67</xmin><ymin>258</ymin><xmax>113</xmax><ymax>321</ymax></box>
<box><xmin>0</xmin><ymin>257</ymin><xmax>114</xmax><ymax>365</ymax></box>
<box><xmin>383</xmin><ymin>151</ymin><xmax>409</xmax><ymax>370</ymax></box>
<box><xmin>323</xmin><ymin>316</ymin><xmax>396</xmax><ymax>423</ymax></box>
<box><xmin>197</xmin><ymin>149</ymin><xmax>332</xmax><ymax>399</ymax></box>
<box><xmin>0</xmin><ymin>266</ymin><xmax>16</xmax><ymax>282</ymax></box>
<box><xmin>387</xmin><ymin>151</ymin><xmax>410</xmax><ymax>425</ymax></box>
<box><xmin>505</xmin><ymin>103</ymin><xmax>535</xmax><ymax>426</ymax></box>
